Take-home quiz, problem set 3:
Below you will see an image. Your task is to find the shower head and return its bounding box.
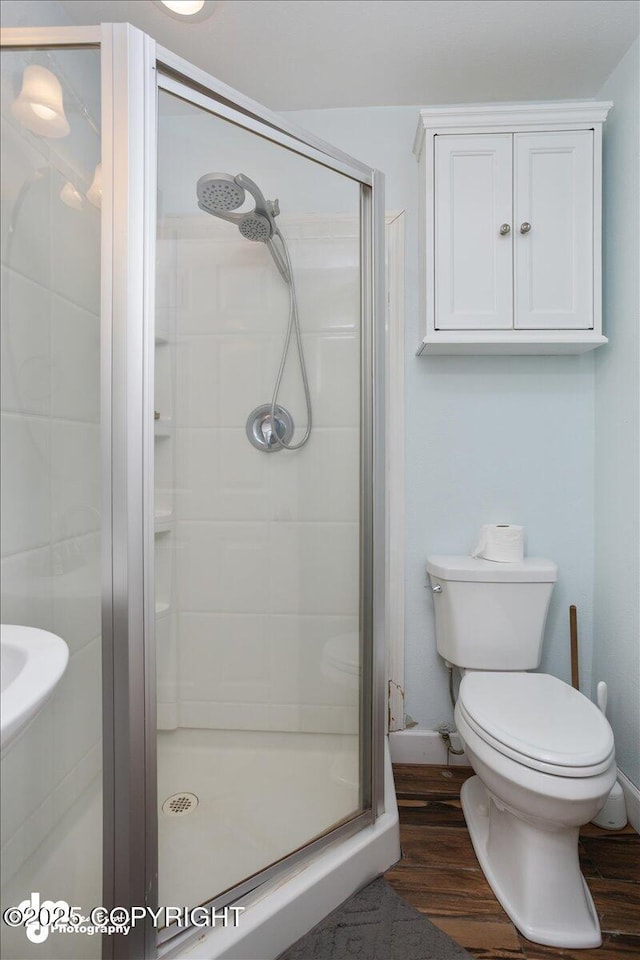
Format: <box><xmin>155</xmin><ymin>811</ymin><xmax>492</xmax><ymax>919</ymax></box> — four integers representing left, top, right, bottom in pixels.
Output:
<box><xmin>196</xmin><ymin>171</ymin><xmax>290</xmax><ymax>281</ymax></box>
<box><xmin>196</xmin><ymin>172</ymin><xmax>245</xmax><ymax>213</ymax></box>
<box><xmin>196</xmin><ymin>171</ymin><xmax>273</xmax><ymax>230</ymax></box>
<box><xmin>239</xmin><ymin>213</ymin><xmax>271</xmax><ymax>243</ymax></box>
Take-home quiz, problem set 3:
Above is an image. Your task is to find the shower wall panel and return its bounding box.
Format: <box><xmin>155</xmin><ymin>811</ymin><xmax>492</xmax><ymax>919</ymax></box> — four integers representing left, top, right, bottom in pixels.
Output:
<box><xmin>162</xmin><ymin>216</ymin><xmax>361</xmax><ymax>734</ymax></box>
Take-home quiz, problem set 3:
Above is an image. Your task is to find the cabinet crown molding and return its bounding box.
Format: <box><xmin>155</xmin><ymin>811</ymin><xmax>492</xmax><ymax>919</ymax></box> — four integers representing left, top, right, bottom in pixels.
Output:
<box><xmin>414</xmin><ymin>100</ymin><xmax>613</xmax><ymax>157</ymax></box>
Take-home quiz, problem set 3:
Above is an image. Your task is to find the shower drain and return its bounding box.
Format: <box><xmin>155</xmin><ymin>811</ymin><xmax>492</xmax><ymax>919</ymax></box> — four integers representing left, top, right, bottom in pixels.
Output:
<box><xmin>162</xmin><ymin>792</ymin><xmax>199</xmax><ymax>817</ymax></box>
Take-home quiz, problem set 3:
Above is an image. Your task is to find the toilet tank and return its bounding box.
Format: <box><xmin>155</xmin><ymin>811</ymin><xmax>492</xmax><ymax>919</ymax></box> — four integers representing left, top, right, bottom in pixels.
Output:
<box><xmin>427</xmin><ymin>556</ymin><xmax>558</xmax><ymax>670</ymax></box>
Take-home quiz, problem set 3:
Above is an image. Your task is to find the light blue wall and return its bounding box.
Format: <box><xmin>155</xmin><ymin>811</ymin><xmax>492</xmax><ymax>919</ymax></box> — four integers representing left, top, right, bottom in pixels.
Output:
<box><xmin>594</xmin><ymin>39</ymin><xmax>640</xmax><ymax>788</ymax></box>
<box><xmin>286</xmin><ymin>106</ymin><xmax>596</xmax><ymax>728</ymax></box>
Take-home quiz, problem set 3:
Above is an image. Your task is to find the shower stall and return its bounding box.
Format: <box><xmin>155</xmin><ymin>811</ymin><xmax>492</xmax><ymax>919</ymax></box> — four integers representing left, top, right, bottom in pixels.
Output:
<box><xmin>0</xmin><ymin>21</ymin><xmax>397</xmax><ymax>960</ymax></box>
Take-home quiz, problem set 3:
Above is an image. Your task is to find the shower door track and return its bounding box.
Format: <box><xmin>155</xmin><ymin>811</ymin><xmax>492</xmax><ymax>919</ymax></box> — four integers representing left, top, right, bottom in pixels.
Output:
<box><xmin>0</xmin><ymin>22</ymin><xmax>387</xmax><ymax>960</ymax></box>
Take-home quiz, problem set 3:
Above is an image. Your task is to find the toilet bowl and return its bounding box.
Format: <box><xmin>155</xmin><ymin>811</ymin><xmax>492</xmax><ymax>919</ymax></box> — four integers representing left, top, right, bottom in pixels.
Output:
<box><xmin>455</xmin><ymin>671</ymin><xmax>616</xmax><ymax>948</ymax></box>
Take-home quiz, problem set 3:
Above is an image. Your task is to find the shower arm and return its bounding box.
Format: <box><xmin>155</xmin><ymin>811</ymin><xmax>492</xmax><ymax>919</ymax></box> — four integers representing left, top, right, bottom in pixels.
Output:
<box><xmin>235</xmin><ymin>173</ymin><xmax>273</xmax><ymax>220</ymax></box>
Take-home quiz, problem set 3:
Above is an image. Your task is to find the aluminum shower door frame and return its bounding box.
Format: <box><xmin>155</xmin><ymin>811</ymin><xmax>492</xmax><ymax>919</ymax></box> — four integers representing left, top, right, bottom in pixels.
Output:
<box><xmin>0</xmin><ymin>21</ymin><xmax>158</xmax><ymax>959</ymax></box>
<box><xmin>0</xmin><ymin>21</ymin><xmax>387</xmax><ymax>959</ymax></box>
<box><xmin>101</xmin><ymin>23</ymin><xmax>159</xmax><ymax>960</ymax></box>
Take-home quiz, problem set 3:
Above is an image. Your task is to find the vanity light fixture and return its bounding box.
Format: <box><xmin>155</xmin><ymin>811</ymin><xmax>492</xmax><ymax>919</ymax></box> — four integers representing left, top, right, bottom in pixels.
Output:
<box><xmin>11</xmin><ymin>64</ymin><xmax>70</xmax><ymax>138</ymax></box>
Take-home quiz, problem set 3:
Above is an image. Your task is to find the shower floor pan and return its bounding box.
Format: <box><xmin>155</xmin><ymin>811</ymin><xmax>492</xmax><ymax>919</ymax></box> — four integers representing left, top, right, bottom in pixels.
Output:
<box><xmin>159</xmin><ymin>734</ymin><xmax>399</xmax><ymax>960</ymax></box>
<box><xmin>157</xmin><ymin>728</ymin><xmax>360</xmax><ymax>913</ymax></box>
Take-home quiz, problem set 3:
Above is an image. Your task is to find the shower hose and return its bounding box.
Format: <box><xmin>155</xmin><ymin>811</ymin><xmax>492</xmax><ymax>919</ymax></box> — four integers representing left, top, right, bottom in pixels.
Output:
<box><xmin>268</xmin><ymin>227</ymin><xmax>313</xmax><ymax>450</ymax></box>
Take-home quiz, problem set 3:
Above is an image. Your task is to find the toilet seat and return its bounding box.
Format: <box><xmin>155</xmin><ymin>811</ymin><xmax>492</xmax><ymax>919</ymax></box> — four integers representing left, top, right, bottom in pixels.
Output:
<box><xmin>458</xmin><ymin>672</ymin><xmax>615</xmax><ymax>778</ymax></box>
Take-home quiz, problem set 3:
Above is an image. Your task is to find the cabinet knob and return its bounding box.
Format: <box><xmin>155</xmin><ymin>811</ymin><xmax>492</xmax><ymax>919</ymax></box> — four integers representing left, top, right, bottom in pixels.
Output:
<box><xmin>520</xmin><ymin>222</ymin><xmax>532</xmax><ymax>234</ymax></box>
<box><xmin>499</xmin><ymin>223</ymin><xmax>511</xmax><ymax>235</ymax></box>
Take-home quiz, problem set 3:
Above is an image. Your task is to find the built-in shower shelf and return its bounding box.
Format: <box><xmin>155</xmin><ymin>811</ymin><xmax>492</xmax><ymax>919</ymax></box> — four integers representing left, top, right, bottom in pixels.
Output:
<box><xmin>155</xmin><ymin>601</ymin><xmax>170</xmax><ymax>617</ymax></box>
<box><xmin>155</xmin><ymin>333</ymin><xmax>169</xmax><ymax>345</ymax></box>
<box><xmin>154</xmin><ymin>420</ymin><xmax>172</xmax><ymax>438</ymax></box>
<box><xmin>154</xmin><ymin>524</ymin><xmax>171</xmax><ymax>536</ymax></box>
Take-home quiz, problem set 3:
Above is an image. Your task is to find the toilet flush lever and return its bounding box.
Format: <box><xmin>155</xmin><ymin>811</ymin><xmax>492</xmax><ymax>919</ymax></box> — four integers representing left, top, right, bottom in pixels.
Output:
<box><xmin>432</xmin><ymin>584</ymin><xmax>442</xmax><ymax>594</ymax></box>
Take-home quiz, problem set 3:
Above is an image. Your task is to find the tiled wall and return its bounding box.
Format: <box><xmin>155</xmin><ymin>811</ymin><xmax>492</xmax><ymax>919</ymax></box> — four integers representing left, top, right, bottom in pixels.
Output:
<box><xmin>0</xmin><ymin>78</ymin><xmax>102</xmax><ymax>945</ymax></box>
<box><xmin>157</xmin><ymin>215</ymin><xmax>362</xmax><ymax>735</ymax></box>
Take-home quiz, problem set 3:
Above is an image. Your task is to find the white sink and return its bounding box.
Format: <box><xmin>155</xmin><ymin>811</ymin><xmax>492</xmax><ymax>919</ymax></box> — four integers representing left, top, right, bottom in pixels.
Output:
<box><xmin>1</xmin><ymin>624</ymin><xmax>69</xmax><ymax>754</ymax></box>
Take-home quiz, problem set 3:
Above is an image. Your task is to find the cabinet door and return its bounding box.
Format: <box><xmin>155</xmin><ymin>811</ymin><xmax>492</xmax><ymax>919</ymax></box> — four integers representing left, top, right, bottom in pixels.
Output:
<box><xmin>514</xmin><ymin>131</ymin><xmax>593</xmax><ymax>329</ymax></box>
<box><xmin>434</xmin><ymin>134</ymin><xmax>513</xmax><ymax>330</ymax></box>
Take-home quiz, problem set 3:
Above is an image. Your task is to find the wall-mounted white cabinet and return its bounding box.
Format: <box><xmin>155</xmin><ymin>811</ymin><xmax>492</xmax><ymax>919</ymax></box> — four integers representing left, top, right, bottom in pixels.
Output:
<box><xmin>414</xmin><ymin>101</ymin><xmax>612</xmax><ymax>354</ymax></box>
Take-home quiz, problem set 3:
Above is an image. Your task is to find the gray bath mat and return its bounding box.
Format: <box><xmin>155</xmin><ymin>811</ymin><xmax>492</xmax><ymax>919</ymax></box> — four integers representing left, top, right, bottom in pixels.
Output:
<box><xmin>277</xmin><ymin>877</ymin><xmax>472</xmax><ymax>960</ymax></box>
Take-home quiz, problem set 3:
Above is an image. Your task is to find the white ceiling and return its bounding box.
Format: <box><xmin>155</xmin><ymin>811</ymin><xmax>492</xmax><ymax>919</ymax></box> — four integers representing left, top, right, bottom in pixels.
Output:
<box><xmin>60</xmin><ymin>0</ymin><xmax>639</xmax><ymax>111</ymax></box>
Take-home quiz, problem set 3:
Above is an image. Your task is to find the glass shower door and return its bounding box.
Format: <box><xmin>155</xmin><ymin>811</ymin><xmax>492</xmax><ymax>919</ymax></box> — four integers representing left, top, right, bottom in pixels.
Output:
<box><xmin>0</xmin><ymin>43</ymin><xmax>103</xmax><ymax>960</ymax></box>
<box><xmin>154</xmin><ymin>83</ymin><xmax>369</xmax><ymax>923</ymax></box>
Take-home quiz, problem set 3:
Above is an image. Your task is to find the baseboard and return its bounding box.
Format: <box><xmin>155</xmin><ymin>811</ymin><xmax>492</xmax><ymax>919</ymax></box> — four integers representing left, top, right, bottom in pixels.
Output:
<box><xmin>389</xmin><ymin>727</ymin><xmax>468</xmax><ymax>766</ymax></box>
<box><xmin>617</xmin><ymin>768</ymin><xmax>640</xmax><ymax>833</ymax></box>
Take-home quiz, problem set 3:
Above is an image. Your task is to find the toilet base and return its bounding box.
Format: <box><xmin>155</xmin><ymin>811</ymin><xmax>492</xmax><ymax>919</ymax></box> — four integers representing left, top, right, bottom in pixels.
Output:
<box><xmin>461</xmin><ymin>776</ymin><xmax>602</xmax><ymax>948</ymax></box>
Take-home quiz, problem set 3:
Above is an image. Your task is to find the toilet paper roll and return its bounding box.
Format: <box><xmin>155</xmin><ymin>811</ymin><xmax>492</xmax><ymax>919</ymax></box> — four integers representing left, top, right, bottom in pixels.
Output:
<box><xmin>472</xmin><ymin>524</ymin><xmax>525</xmax><ymax>563</ymax></box>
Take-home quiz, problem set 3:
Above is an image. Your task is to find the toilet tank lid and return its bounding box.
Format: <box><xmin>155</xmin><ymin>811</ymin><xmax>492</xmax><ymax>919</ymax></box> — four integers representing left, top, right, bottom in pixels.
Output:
<box><xmin>426</xmin><ymin>555</ymin><xmax>558</xmax><ymax>582</ymax></box>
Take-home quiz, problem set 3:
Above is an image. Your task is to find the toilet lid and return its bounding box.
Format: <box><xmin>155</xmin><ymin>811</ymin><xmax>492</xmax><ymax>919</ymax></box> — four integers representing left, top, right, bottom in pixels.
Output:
<box><xmin>458</xmin><ymin>672</ymin><xmax>614</xmax><ymax>770</ymax></box>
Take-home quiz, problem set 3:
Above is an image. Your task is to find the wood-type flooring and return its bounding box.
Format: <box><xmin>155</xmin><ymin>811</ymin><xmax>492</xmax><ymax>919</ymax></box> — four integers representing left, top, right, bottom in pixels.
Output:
<box><xmin>385</xmin><ymin>764</ymin><xmax>640</xmax><ymax>960</ymax></box>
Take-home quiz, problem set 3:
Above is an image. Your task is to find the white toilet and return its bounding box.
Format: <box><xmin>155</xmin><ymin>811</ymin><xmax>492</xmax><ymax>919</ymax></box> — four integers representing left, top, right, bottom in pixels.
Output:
<box><xmin>427</xmin><ymin>555</ymin><xmax>616</xmax><ymax>949</ymax></box>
